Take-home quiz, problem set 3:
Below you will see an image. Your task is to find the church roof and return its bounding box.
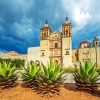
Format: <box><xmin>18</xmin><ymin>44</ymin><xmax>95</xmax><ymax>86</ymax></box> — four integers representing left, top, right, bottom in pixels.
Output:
<box><xmin>80</xmin><ymin>41</ymin><xmax>89</xmax><ymax>44</ymax></box>
<box><xmin>79</xmin><ymin>41</ymin><xmax>91</xmax><ymax>48</ymax></box>
<box><xmin>40</xmin><ymin>20</ymin><xmax>51</xmax><ymax>30</ymax></box>
<box><xmin>51</xmin><ymin>31</ymin><xmax>61</xmax><ymax>34</ymax></box>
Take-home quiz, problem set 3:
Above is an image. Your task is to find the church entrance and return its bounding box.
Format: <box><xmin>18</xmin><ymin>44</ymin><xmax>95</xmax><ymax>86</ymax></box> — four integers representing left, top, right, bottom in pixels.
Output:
<box><xmin>54</xmin><ymin>60</ymin><xmax>58</xmax><ymax>64</ymax></box>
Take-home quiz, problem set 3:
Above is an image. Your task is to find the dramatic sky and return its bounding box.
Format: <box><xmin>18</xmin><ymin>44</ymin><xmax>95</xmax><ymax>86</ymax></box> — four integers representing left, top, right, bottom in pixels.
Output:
<box><xmin>0</xmin><ymin>0</ymin><xmax>100</xmax><ymax>54</ymax></box>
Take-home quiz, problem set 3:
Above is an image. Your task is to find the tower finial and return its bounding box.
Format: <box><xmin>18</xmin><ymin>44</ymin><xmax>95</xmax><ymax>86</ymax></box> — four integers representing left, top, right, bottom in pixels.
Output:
<box><xmin>66</xmin><ymin>16</ymin><xmax>68</xmax><ymax>21</ymax></box>
<box><xmin>45</xmin><ymin>19</ymin><xmax>48</xmax><ymax>24</ymax></box>
<box><xmin>43</xmin><ymin>19</ymin><xmax>49</xmax><ymax>27</ymax></box>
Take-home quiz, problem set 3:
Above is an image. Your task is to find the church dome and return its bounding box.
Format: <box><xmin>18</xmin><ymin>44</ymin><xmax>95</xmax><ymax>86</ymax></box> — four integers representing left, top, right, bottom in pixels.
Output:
<box><xmin>41</xmin><ymin>19</ymin><xmax>50</xmax><ymax>30</ymax></box>
<box><xmin>79</xmin><ymin>41</ymin><xmax>91</xmax><ymax>48</ymax></box>
<box><xmin>62</xmin><ymin>16</ymin><xmax>71</xmax><ymax>25</ymax></box>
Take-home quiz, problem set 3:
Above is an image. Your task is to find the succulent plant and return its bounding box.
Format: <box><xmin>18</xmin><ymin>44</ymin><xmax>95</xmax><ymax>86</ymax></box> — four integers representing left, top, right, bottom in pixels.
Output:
<box><xmin>0</xmin><ymin>61</ymin><xmax>17</xmax><ymax>89</ymax></box>
<box><xmin>21</xmin><ymin>61</ymin><xmax>66</xmax><ymax>97</ymax></box>
<box><xmin>74</xmin><ymin>61</ymin><xmax>100</xmax><ymax>91</ymax></box>
<box><xmin>36</xmin><ymin>61</ymin><xmax>66</xmax><ymax>96</ymax></box>
<box><xmin>21</xmin><ymin>62</ymin><xmax>39</xmax><ymax>88</ymax></box>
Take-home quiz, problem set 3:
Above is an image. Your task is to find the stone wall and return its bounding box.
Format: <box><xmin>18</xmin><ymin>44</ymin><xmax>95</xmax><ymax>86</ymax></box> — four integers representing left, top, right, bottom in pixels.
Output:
<box><xmin>78</xmin><ymin>47</ymin><xmax>100</xmax><ymax>66</ymax></box>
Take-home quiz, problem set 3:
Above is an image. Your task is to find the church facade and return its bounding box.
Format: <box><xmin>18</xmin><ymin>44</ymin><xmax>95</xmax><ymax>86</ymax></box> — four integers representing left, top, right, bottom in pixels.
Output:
<box><xmin>27</xmin><ymin>17</ymin><xmax>72</xmax><ymax>67</ymax></box>
<box><xmin>78</xmin><ymin>37</ymin><xmax>100</xmax><ymax>66</ymax></box>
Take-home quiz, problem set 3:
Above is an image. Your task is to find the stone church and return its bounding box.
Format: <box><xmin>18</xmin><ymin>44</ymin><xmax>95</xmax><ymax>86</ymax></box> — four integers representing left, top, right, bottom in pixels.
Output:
<box><xmin>27</xmin><ymin>17</ymin><xmax>72</xmax><ymax>67</ymax></box>
<box><xmin>78</xmin><ymin>37</ymin><xmax>100</xmax><ymax>66</ymax></box>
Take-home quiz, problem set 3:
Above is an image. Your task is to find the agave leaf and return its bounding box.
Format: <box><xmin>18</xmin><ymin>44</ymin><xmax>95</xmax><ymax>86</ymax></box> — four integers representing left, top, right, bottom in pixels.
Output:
<box><xmin>49</xmin><ymin>71</ymin><xmax>53</xmax><ymax>80</ymax></box>
<box><xmin>31</xmin><ymin>63</ymin><xmax>37</xmax><ymax>77</ymax></box>
<box><xmin>54</xmin><ymin>69</ymin><xmax>65</xmax><ymax>82</ymax></box>
<box><xmin>48</xmin><ymin>61</ymin><xmax>54</xmax><ymax>73</ymax></box>
<box><xmin>88</xmin><ymin>63</ymin><xmax>95</xmax><ymax>75</ymax></box>
<box><xmin>80</xmin><ymin>63</ymin><xmax>85</xmax><ymax>75</ymax></box>
<box><xmin>0</xmin><ymin>62</ymin><xmax>2</xmax><ymax>68</ymax></box>
<box><xmin>52</xmin><ymin>65</ymin><xmax>60</xmax><ymax>79</ymax></box>
<box><xmin>7</xmin><ymin>67</ymin><xmax>16</xmax><ymax>79</ymax></box>
<box><xmin>74</xmin><ymin>61</ymin><xmax>100</xmax><ymax>85</ymax></box>
<box><xmin>93</xmin><ymin>77</ymin><xmax>100</xmax><ymax>83</ymax></box>
<box><xmin>0</xmin><ymin>68</ymin><xmax>5</xmax><ymax>78</ymax></box>
<box><xmin>0</xmin><ymin>61</ymin><xmax>17</xmax><ymax>79</ymax></box>
<box><xmin>42</xmin><ymin>64</ymin><xmax>49</xmax><ymax>78</ymax></box>
<box><xmin>89</xmin><ymin>69</ymin><xmax>98</xmax><ymax>79</ymax></box>
<box><xmin>38</xmin><ymin>71</ymin><xmax>48</xmax><ymax>81</ymax></box>
<box><xmin>21</xmin><ymin>62</ymin><xmax>38</xmax><ymax>80</ymax></box>
<box><xmin>85</xmin><ymin>61</ymin><xmax>89</xmax><ymax>72</ymax></box>
<box><xmin>85</xmin><ymin>61</ymin><xmax>93</xmax><ymax>73</ymax></box>
<box><xmin>38</xmin><ymin>62</ymin><xmax>66</xmax><ymax>83</ymax></box>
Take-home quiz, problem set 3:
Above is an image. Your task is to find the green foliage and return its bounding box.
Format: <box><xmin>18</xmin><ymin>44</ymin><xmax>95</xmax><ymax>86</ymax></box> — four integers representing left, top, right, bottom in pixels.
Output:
<box><xmin>0</xmin><ymin>58</ymin><xmax>25</xmax><ymax>69</ymax></box>
<box><xmin>21</xmin><ymin>62</ymin><xmax>38</xmax><ymax>80</ymax></box>
<box><xmin>0</xmin><ymin>61</ymin><xmax>17</xmax><ymax>88</ymax></box>
<box><xmin>97</xmin><ymin>68</ymin><xmax>100</xmax><ymax>75</ymax></box>
<box><xmin>39</xmin><ymin>61</ymin><xmax>66</xmax><ymax>83</ymax></box>
<box><xmin>0</xmin><ymin>61</ymin><xmax>17</xmax><ymax>79</ymax></box>
<box><xmin>64</xmin><ymin>67</ymin><xmax>75</xmax><ymax>73</ymax></box>
<box><xmin>74</xmin><ymin>61</ymin><xmax>100</xmax><ymax>84</ymax></box>
<box><xmin>31</xmin><ymin>61</ymin><xmax>66</xmax><ymax>96</ymax></box>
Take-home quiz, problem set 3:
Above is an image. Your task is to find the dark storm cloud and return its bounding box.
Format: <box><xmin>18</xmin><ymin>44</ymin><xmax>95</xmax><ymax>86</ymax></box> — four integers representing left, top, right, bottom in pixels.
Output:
<box><xmin>0</xmin><ymin>0</ymin><xmax>67</xmax><ymax>53</ymax></box>
<box><xmin>0</xmin><ymin>0</ymin><xmax>100</xmax><ymax>53</ymax></box>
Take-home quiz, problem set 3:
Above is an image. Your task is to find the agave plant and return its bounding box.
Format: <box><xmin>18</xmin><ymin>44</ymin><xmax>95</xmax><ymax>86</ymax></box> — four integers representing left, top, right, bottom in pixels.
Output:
<box><xmin>74</xmin><ymin>61</ymin><xmax>100</xmax><ymax>91</ymax></box>
<box><xmin>21</xmin><ymin>62</ymin><xmax>39</xmax><ymax>88</ymax></box>
<box><xmin>97</xmin><ymin>68</ymin><xmax>100</xmax><ymax>75</ymax></box>
<box><xmin>0</xmin><ymin>61</ymin><xmax>17</xmax><ymax>89</ymax></box>
<box><xmin>36</xmin><ymin>61</ymin><xmax>66</xmax><ymax>96</ymax></box>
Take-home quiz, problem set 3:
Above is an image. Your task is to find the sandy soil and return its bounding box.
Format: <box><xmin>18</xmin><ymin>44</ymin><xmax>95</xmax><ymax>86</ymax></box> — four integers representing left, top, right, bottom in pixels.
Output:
<box><xmin>0</xmin><ymin>84</ymin><xmax>100</xmax><ymax>100</ymax></box>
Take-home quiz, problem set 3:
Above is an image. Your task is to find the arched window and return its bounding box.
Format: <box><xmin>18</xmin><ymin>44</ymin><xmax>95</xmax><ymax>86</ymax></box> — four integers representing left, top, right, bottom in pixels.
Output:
<box><xmin>42</xmin><ymin>33</ymin><xmax>44</xmax><ymax>38</ymax></box>
<box><xmin>42</xmin><ymin>52</ymin><xmax>44</xmax><ymax>56</ymax></box>
<box><xmin>44</xmin><ymin>33</ymin><xmax>46</xmax><ymax>37</ymax></box>
<box><xmin>96</xmin><ymin>42</ymin><xmax>98</xmax><ymax>46</ymax></box>
<box><xmin>66</xmin><ymin>30</ymin><xmax>68</xmax><ymax>37</ymax></box>
<box><xmin>55</xmin><ymin>42</ymin><xmax>58</xmax><ymax>48</ymax></box>
<box><xmin>54</xmin><ymin>60</ymin><xmax>58</xmax><ymax>64</ymax></box>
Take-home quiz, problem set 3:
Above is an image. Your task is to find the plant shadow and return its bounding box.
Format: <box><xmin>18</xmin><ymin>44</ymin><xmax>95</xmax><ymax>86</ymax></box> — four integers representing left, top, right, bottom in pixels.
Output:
<box><xmin>64</xmin><ymin>83</ymin><xmax>100</xmax><ymax>98</ymax></box>
<box><xmin>31</xmin><ymin>85</ymin><xmax>61</xmax><ymax>98</ymax></box>
<box><xmin>21</xmin><ymin>83</ymin><xmax>61</xmax><ymax>98</ymax></box>
<box><xmin>64</xmin><ymin>83</ymin><xmax>78</xmax><ymax>91</ymax></box>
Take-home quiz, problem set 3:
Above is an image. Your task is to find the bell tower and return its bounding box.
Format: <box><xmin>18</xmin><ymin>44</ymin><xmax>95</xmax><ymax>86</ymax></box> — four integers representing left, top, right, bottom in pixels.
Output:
<box><xmin>93</xmin><ymin>37</ymin><xmax>99</xmax><ymax>47</ymax></box>
<box><xmin>62</xmin><ymin>17</ymin><xmax>72</xmax><ymax>67</ymax></box>
<box><xmin>40</xmin><ymin>20</ymin><xmax>51</xmax><ymax>40</ymax></box>
<box><xmin>40</xmin><ymin>20</ymin><xmax>51</xmax><ymax>65</ymax></box>
<box><xmin>62</xmin><ymin>17</ymin><xmax>72</xmax><ymax>38</ymax></box>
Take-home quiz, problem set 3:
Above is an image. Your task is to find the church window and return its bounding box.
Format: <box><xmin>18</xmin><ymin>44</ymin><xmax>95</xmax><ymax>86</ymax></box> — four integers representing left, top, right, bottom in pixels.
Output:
<box><xmin>66</xmin><ymin>33</ymin><xmax>68</xmax><ymax>37</ymax></box>
<box><xmin>65</xmin><ymin>51</ymin><xmax>69</xmax><ymax>55</ymax></box>
<box><xmin>44</xmin><ymin>33</ymin><xmax>46</xmax><ymax>37</ymax></box>
<box><xmin>55</xmin><ymin>35</ymin><xmax>57</xmax><ymax>39</ymax></box>
<box><xmin>42</xmin><ymin>33</ymin><xmax>44</xmax><ymax>37</ymax></box>
<box><xmin>42</xmin><ymin>33</ymin><xmax>44</xmax><ymax>38</ymax></box>
<box><xmin>55</xmin><ymin>42</ymin><xmax>58</xmax><ymax>48</ymax></box>
<box><xmin>42</xmin><ymin>52</ymin><xmax>45</xmax><ymax>56</ymax></box>
<box><xmin>66</xmin><ymin>30</ymin><xmax>68</xmax><ymax>34</ymax></box>
<box><xmin>75</xmin><ymin>53</ymin><xmax>77</xmax><ymax>56</ymax></box>
<box><xmin>96</xmin><ymin>42</ymin><xmax>98</xmax><ymax>46</ymax></box>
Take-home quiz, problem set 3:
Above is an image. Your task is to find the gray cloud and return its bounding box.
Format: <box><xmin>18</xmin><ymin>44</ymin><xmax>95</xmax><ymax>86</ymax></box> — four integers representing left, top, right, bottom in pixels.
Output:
<box><xmin>0</xmin><ymin>0</ymin><xmax>100</xmax><ymax>53</ymax></box>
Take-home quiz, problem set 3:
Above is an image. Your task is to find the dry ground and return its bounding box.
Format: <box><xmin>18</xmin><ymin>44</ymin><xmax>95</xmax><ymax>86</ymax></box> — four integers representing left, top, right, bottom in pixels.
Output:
<box><xmin>0</xmin><ymin>84</ymin><xmax>100</xmax><ymax>100</ymax></box>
